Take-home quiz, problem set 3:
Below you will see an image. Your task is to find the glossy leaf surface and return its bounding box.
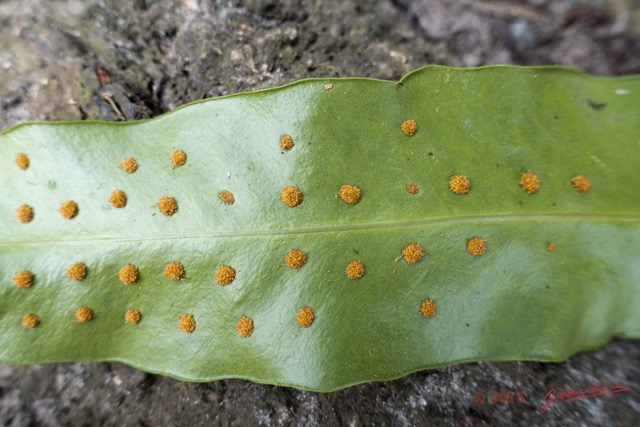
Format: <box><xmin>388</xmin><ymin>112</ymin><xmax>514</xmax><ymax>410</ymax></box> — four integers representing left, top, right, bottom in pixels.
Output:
<box><xmin>1</xmin><ymin>66</ymin><xmax>639</xmax><ymax>391</ymax></box>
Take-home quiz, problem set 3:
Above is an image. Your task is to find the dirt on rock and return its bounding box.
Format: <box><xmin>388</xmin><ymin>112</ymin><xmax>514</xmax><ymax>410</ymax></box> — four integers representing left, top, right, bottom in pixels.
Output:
<box><xmin>1</xmin><ymin>0</ymin><xmax>639</xmax><ymax>426</ymax></box>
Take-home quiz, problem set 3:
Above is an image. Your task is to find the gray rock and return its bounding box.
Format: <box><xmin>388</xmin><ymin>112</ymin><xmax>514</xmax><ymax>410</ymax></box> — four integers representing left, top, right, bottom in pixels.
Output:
<box><xmin>509</xmin><ymin>19</ymin><xmax>537</xmax><ymax>51</ymax></box>
<box><xmin>1</xmin><ymin>0</ymin><xmax>639</xmax><ymax>425</ymax></box>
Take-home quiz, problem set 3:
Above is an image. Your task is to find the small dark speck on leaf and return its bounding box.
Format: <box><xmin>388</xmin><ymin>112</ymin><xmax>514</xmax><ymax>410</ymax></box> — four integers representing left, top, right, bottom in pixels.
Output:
<box><xmin>428</xmin><ymin>152</ymin><xmax>434</xmax><ymax>156</ymax></box>
<box><xmin>353</xmin><ymin>249</ymin><xmax>359</xmax><ymax>255</ymax></box>
<box><xmin>554</xmin><ymin>115</ymin><xmax>559</xmax><ymax>119</ymax></box>
<box><xmin>546</xmin><ymin>285</ymin><xmax>550</xmax><ymax>289</ymax></box>
<box><xmin>588</xmin><ymin>99</ymin><xmax>606</xmax><ymax>109</ymax></box>
<box><xmin>466</xmin><ymin>323</ymin><xmax>470</xmax><ymax>327</ymax></box>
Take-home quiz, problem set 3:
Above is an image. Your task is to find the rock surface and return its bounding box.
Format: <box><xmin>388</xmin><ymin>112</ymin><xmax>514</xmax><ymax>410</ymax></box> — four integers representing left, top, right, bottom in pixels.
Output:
<box><xmin>1</xmin><ymin>0</ymin><xmax>638</xmax><ymax>425</ymax></box>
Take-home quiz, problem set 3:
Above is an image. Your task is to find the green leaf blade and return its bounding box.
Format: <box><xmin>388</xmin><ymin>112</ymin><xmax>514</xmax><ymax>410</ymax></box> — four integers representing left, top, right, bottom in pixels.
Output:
<box><xmin>1</xmin><ymin>66</ymin><xmax>639</xmax><ymax>391</ymax></box>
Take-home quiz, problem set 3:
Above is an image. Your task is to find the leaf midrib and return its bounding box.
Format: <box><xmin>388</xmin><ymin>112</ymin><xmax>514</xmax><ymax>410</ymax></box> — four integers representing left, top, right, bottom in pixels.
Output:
<box><xmin>2</xmin><ymin>212</ymin><xmax>639</xmax><ymax>248</ymax></box>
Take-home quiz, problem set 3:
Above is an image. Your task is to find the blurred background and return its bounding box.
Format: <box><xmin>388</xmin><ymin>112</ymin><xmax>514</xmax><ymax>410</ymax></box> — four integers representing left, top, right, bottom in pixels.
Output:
<box><xmin>1</xmin><ymin>0</ymin><xmax>639</xmax><ymax>425</ymax></box>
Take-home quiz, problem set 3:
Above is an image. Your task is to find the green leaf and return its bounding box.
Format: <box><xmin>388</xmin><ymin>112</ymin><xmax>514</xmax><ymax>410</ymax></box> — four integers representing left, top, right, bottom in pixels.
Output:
<box><xmin>1</xmin><ymin>65</ymin><xmax>639</xmax><ymax>392</ymax></box>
